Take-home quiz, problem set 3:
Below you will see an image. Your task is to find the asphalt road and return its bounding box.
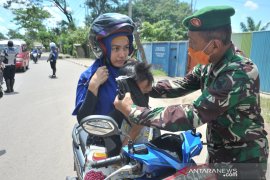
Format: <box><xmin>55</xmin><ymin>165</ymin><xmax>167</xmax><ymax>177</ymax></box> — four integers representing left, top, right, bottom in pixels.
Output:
<box><xmin>0</xmin><ymin>57</ymin><xmax>83</xmax><ymax>179</ymax></box>
<box><xmin>0</xmin><ymin>56</ymin><xmax>208</xmax><ymax>180</ymax></box>
<box><xmin>1</xmin><ymin>56</ymin><xmax>268</xmax><ymax>179</ymax></box>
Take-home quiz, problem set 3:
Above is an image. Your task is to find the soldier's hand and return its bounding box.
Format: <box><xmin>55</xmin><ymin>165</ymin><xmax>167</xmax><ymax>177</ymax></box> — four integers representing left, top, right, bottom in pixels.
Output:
<box><xmin>114</xmin><ymin>92</ymin><xmax>133</xmax><ymax>118</ymax></box>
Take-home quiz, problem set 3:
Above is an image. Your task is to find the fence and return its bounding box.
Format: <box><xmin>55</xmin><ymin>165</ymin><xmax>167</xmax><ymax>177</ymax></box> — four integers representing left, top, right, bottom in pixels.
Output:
<box><xmin>138</xmin><ymin>41</ymin><xmax>188</xmax><ymax>77</ymax></box>
<box><xmin>138</xmin><ymin>30</ymin><xmax>270</xmax><ymax>93</ymax></box>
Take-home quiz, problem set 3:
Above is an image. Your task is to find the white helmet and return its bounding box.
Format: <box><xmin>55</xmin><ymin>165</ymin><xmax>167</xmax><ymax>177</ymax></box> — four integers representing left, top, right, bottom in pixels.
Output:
<box><xmin>49</xmin><ymin>42</ymin><xmax>56</xmax><ymax>48</ymax></box>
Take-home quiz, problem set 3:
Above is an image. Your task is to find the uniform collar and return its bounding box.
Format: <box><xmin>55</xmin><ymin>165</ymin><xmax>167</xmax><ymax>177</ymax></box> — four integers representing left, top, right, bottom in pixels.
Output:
<box><xmin>212</xmin><ymin>47</ymin><xmax>234</xmax><ymax>77</ymax></box>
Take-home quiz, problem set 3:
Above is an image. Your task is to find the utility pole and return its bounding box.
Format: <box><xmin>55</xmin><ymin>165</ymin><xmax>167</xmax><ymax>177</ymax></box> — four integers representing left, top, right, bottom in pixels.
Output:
<box><xmin>133</xmin><ymin>25</ymin><xmax>147</xmax><ymax>63</ymax></box>
<box><xmin>128</xmin><ymin>0</ymin><xmax>147</xmax><ymax>63</ymax></box>
<box><xmin>128</xmin><ymin>0</ymin><xmax>132</xmax><ymax>18</ymax></box>
<box><xmin>190</xmin><ymin>0</ymin><xmax>197</xmax><ymax>12</ymax></box>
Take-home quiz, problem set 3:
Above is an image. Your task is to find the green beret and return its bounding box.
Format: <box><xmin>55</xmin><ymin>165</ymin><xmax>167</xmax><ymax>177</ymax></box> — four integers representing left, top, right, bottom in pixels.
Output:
<box><xmin>183</xmin><ymin>5</ymin><xmax>235</xmax><ymax>31</ymax></box>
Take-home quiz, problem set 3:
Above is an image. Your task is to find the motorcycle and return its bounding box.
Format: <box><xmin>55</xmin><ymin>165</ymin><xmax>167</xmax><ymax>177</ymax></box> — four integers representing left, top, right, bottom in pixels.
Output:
<box><xmin>71</xmin><ymin>120</ymin><xmax>116</xmax><ymax>180</ymax></box>
<box><xmin>37</xmin><ymin>49</ymin><xmax>42</xmax><ymax>58</ymax></box>
<box><xmin>30</xmin><ymin>51</ymin><xmax>38</xmax><ymax>63</ymax></box>
<box><xmin>70</xmin><ymin>115</ymin><xmax>203</xmax><ymax>180</ymax></box>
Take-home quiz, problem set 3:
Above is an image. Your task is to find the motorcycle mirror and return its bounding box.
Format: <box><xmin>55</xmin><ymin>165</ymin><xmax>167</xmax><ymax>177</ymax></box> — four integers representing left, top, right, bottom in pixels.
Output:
<box><xmin>80</xmin><ymin>115</ymin><xmax>120</xmax><ymax>137</ymax></box>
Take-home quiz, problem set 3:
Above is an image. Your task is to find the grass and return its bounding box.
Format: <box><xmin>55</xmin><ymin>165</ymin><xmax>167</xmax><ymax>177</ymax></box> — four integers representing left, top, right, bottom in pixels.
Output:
<box><xmin>152</xmin><ymin>69</ymin><xmax>167</xmax><ymax>76</ymax></box>
<box><xmin>261</xmin><ymin>97</ymin><xmax>270</xmax><ymax>123</ymax></box>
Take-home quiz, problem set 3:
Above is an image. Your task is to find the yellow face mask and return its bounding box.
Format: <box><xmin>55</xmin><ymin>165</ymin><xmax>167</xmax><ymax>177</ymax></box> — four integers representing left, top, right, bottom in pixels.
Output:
<box><xmin>188</xmin><ymin>41</ymin><xmax>213</xmax><ymax>65</ymax></box>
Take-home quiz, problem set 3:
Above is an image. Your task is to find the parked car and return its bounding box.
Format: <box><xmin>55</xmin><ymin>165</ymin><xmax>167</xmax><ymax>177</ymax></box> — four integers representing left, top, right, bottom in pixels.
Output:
<box><xmin>0</xmin><ymin>39</ymin><xmax>30</xmax><ymax>72</ymax></box>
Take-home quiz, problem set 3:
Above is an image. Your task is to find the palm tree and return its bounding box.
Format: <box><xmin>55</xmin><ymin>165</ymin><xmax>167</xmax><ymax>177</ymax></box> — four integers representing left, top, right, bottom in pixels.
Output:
<box><xmin>240</xmin><ymin>17</ymin><xmax>270</xmax><ymax>32</ymax></box>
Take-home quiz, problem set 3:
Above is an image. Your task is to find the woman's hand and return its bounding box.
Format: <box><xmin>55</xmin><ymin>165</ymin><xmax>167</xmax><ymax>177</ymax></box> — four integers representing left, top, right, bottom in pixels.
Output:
<box><xmin>88</xmin><ymin>66</ymin><xmax>109</xmax><ymax>96</ymax></box>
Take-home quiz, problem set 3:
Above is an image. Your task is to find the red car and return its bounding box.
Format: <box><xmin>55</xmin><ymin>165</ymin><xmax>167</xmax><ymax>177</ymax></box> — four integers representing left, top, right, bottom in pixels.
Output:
<box><xmin>0</xmin><ymin>39</ymin><xmax>30</xmax><ymax>72</ymax></box>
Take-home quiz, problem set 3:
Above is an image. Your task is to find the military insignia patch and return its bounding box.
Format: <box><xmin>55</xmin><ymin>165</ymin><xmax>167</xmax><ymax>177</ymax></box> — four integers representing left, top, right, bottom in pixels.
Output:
<box><xmin>190</xmin><ymin>18</ymin><xmax>201</xmax><ymax>27</ymax></box>
<box><xmin>213</xmin><ymin>76</ymin><xmax>232</xmax><ymax>91</ymax></box>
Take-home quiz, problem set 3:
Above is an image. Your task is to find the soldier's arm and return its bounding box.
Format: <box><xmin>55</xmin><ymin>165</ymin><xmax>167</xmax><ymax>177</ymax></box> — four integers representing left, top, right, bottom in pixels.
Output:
<box><xmin>128</xmin><ymin>69</ymin><xmax>252</xmax><ymax>132</ymax></box>
<box><xmin>150</xmin><ymin>65</ymin><xmax>201</xmax><ymax>98</ymax></box>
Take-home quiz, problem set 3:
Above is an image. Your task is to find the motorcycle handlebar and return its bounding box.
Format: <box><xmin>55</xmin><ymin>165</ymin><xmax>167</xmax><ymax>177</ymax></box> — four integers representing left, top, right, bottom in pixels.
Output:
<box><xmin>91</xmin><ymin>155</ymin><xmax>123</xmax><ymax>168</ymax></box>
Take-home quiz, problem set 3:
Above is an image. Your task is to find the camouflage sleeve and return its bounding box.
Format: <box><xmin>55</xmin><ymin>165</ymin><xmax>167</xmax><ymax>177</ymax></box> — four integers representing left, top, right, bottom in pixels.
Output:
<box><xmin>150</xmin><ymin>65</ymin><xmax>202</xmax><ymax>98</ymax></box>
<box><xmin>129</xmin><ymin>67</ymin><xmax>256</xmax><ymax>132</ymax></box>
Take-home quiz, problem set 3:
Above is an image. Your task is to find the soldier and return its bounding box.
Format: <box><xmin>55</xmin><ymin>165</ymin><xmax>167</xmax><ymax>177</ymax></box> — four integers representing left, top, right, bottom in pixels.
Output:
<box><xmin>114</xmin><ymin>6</ymin><xmax>269</xmax><ymax>179</ymax></box>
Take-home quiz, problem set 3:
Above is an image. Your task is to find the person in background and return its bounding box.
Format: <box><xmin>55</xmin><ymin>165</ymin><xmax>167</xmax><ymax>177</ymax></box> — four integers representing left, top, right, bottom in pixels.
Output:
<box><xmin>0</xmin><ymin>55</ymin><xmax>5</xmax><ymax>97</ymax></box>
<box><xmin>1</xmin><ymin>40</ymin><xmax>17</xmax><ymax>93</ymax></box>
<box><xmin>37</xmin><ymin>47</ymin><xmax>42</xmax><ymax>58</ymax></box>
<box><xmin>30</xmin><ymin>48</ymin><xmax>38</xmax><ymax>63</ymax></box>
<box><xmin>114</xmin><ymin>5</ymin><xmax>268</xmax><ymax>179</ymax></box>
<box><xmin>47</xmin><ymin>42</ymin><xmax>58</xmax><ymax>78</ymax></box>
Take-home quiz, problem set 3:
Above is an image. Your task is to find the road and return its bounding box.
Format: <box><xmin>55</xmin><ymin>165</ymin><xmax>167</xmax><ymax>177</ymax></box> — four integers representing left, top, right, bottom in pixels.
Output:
<box><xmin>1</xmin><ymin>56</ymin><xmax>268</xmax><ymax>179</ymax></box>
<box><xmin>0</xmin><ymin>57</ymin><xmax>84</xmax><ymax>179</ymax></box>
<box><xmin>0</xmin><ymin>56</ymin><xmax>207</xmax><ymax>180</ymax></box>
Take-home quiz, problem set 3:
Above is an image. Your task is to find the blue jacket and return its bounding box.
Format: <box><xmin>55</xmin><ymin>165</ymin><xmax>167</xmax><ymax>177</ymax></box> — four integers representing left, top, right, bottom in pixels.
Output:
<box><xmin>72</xmin><ymin>58</ymin><xmax>119</xmax><ymax>116</ymax></box>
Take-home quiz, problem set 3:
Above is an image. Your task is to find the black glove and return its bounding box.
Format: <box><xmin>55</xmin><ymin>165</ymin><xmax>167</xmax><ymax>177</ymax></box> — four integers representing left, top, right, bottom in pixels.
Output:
<box><xmin>116</xmin><ymin>76</ymin><xmax>130</xmax><ymax>100</ymax></box>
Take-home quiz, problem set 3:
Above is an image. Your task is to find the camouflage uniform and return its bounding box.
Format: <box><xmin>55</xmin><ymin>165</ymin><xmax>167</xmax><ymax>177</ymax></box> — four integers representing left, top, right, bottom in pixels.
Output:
<box><xmin>128</xmin><ymin>48</ymin><xmax>269</xmax><ymax>177</ymax></box>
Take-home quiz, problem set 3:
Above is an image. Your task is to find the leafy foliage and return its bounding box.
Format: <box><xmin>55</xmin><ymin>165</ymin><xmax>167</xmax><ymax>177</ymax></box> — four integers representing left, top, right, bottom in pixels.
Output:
<box><xmin>58</xmin><ymin>27</ymin><xmax>89</xmax><ymax>55</ymax></box>
<box><xmin>86</xmin><ymin>0</ymin><xmax>192</xmax><ymax>41</ymax></box>
<box><xmin>11</xmin><ymin>6</ymin><xmax>51</xmax><ymax>47</ymax></box>
<box><xmin>0</xmin><ymin>33</ymin><xmax>7</xmax><ymax>40</ymax></box>
<box><xmin>85</xmin><ymin>0</ymin><xmax>120</xmax><ymax>22</ymax></box>
<box><xmin>140</xmin><ymin>20</ymin><xmax>186</xmax><ymax>41</ymax></box>
<box><xmin>12</xmin><ymin>6</ymin><xmax>50</xmax><ymax>31</ymax></box>
<box><xmin>7</xmin><ymin>29</ymin><xmax>24</xmax><ymax>40</ymax></box>
<box><xmin>240</xmin><ymin>17</ymin><xmax>270</xmax><ymax>32</ymax></box>
<box><xmin>3</xmin><ymin>0</ymin><xmax>75</xmax><ymax>29</ymax></box>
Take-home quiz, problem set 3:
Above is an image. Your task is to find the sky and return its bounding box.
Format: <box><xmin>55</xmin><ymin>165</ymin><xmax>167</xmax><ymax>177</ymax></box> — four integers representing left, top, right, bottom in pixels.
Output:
<box><xmin>0</xmin><ymin>0</ymin><xmax>270</xmax><ymax>37</ymax></box>
<box><xmin>0</xmin><ymin>0</ymin><xmax>86</xmax><ymax>36</ymax></box>
<box><xmin>183</xmin><ymin>0</ymin><xmax>270</xmax><ymax>33</ymax></box>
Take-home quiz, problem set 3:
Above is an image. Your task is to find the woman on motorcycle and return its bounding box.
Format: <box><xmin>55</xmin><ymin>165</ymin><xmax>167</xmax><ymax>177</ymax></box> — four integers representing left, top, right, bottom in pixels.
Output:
<box><xmin>72</xmin><ymin>13</ymin><xmax>135</xmax><ymax>118</ymax></box>
<box><xmin>73</xmin><ymin>13</ymin><xmax>158</xmax><ymax>156</ymax></box>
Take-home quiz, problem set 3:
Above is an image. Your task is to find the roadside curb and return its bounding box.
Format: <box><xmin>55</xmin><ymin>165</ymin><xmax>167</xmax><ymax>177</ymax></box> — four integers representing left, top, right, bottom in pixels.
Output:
<box><xmin>62</xmin><ymin>57</ymin><xmax>270</xmax><ymax>98</ymax></box>
<box><xmin>62</xmin><ymin>58</ymin><xmax>92</xmax><ymax>68</ymax></box>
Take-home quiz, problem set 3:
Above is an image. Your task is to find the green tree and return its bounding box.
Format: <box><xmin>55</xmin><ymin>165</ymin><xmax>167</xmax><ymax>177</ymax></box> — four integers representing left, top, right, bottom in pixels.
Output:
<box><xmin>12</xmin><ymin>6</ymin><xmax>51</xmax><ymax>46</ymax></box>
<box><xmin>96</xmin><ymin>0</ymin><xmax>192</xmax><ymax>41</ymax></box>
<box><xmin>85</xmin><ymin>0</ymin><xmax>120</xmax><ymax>22</ymax></box>
<box><xmin>240</xmin><ymin>17</ymin><xmax>270</xmax><ymax>32</ymax></box>
<box><xmin>0</xmin><ymin>33</ymin><xmax>7</xmax><ymax>40</ymax></box>
<box><xmin>58</xmin><ymin>27</ymin><xmax>89</xmax><ymax>55</ymax></box>
<box><xmin>7</xmin><ymin>29</ymin><xmax>24</xmax><ymax>39</ymax></box>
<box><xmin>140</xmin><ymin>20</ymin><xmax>185</xmax><ymax>41</ymax></box>
<box><xmin>3</xmin><ymin>0</ymin><xmax>75</xmax><ymax>29</ymax></box>
<box><xmin>37</xmin><ymin>30</ymin><xmax>57</xmax><ymax>50</ymax></box>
